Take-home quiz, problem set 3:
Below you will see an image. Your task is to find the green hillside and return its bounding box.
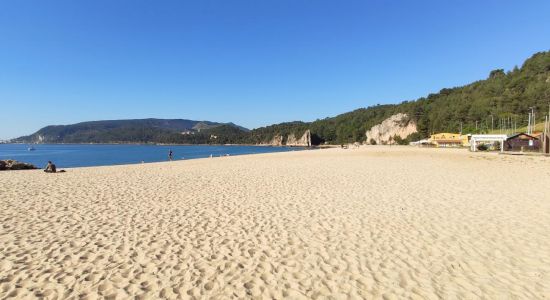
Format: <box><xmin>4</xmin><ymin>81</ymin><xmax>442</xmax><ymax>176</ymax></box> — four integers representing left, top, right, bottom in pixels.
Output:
<box><xmin>249</xmin><ymin>50</ymin><xmax>550</xmax><ymax>145</ymax></box>
<box><xmin>487</xmin><ymin>121</ymin><xmax>548</xmax><ymax>135</ymax></box>
<box><xmin>14</xmin><ymin>119</ymin><xmax>248</xmax><ymax>144</ymax></box>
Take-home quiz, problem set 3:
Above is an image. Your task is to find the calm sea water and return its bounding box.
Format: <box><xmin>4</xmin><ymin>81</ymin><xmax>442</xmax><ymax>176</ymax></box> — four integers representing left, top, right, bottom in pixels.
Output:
<box><xmin>0</xmin><ymin>144</ymin><xmax>304</xmax><ymax>168</ymax></box>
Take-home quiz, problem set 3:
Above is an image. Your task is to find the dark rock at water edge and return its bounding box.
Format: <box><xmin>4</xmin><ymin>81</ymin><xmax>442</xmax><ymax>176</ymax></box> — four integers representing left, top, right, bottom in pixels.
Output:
<box><xmin>0</xmin><ymin>160</ymin><xmax>38</xmax><ymax>170</ymax></box>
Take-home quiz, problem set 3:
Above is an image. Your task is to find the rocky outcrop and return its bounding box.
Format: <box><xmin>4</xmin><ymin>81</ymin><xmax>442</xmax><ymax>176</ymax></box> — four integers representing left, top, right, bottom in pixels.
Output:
<box><xmin>365</xmin><ymin>113</ymin><xmax>417</xmax><ymax>144</ymax></box>
<box><xmin>286</xmin><ymin>130</ymin><xmax>311</xmax><ymax>147</ymax></box>
<box><xmin>268</xmin><ymin>135</ymin><xmax>284</xmax><ymax>146</ymax></box>
<box><xmin>260</xmin><ymin>130</ymin><xmax>312</xmax><ymax>146</ymax></box>
<box><xmin>0</xmin><ymin>160</ymin><xmax>38</xmax><ymax>170</ymax></box>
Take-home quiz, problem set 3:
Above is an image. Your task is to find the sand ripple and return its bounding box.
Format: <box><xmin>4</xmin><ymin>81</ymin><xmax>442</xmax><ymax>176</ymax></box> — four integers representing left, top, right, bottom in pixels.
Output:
<box><xmin>1</xmin><ymin>147</ymin><xmax>549</xmax><ymax>299</ymax></box>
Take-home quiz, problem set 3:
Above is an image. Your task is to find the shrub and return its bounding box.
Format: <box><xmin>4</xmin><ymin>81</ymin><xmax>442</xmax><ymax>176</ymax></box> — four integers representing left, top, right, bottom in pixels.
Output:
<box><xmin>477</xmin><ymin>143</ymin><xmax>489</xmax><ymax>151</ymax></box>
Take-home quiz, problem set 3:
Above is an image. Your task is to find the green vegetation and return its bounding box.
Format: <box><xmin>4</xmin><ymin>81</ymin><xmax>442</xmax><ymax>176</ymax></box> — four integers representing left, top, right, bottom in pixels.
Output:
<box><xmin>15</xmin><ymin>51</ymin><xmax>550</xmax><ymax>146</ymax></box>
<box><xmin>488</xmin><ymin>121</ymin><xmax>547</xmax><ymax>135</ymax></box>
<box><xmin>14</xmin><ymin>119</ymin><xmax>250</xmax><ymax>144</ymax></box>
<box><xmin>477</xmin><ymin>144</ymin><xmax>489</xmax><ymax>151</ymax></box>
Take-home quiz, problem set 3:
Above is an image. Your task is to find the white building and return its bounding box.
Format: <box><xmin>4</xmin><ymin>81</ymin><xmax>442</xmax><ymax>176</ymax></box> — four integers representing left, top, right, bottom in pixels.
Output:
<box><xmin>409</xmin><ymin>139</ymin><xmax>431</xmax><ymax>146</ymax></box>
<box><xmin>469</xmin><ymin>134</ymin><xmax>507</xmax><ymax>152</ymax></box>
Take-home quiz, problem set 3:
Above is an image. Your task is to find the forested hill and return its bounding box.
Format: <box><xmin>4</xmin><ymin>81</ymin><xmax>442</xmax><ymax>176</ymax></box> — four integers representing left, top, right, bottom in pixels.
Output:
<box><xmin>14</xmin><ymin>119</ymin><xmax>249</xmax><ymax>144</ymax></box>
<box><xmin>14</xmin><ymin>50</ymin><xmax>550</xmax><ymax>145</ymax></box>
<box><xmin>247</xmin><ymin>50</ymin><xmax>550</xmax><ymax>145</ymax></box>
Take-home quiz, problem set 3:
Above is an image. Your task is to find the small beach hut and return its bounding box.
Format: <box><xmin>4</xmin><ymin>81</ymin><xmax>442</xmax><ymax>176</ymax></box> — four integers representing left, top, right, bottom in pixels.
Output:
<box><xmin>504</xmin><ymin>133</ymin><xmax>540</xmax><ymax>152</ymax></box>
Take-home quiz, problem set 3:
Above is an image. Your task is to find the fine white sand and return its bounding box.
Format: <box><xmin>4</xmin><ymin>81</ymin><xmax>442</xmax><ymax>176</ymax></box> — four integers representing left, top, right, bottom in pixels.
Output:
<box><xmin>1</xmin><ymin>147</ymin><xmax>549</xmax><ymax>299</ymax></box>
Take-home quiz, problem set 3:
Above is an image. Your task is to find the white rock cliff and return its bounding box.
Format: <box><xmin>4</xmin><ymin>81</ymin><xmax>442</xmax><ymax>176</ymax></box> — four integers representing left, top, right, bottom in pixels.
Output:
<box><xmin>262</xmin><ymin>130</ymin><xmax>311</xmax><ymax>146</ymax></box>
<box><xmin>365</xmin><ymin>113</ymin><xmax>417</xmax><ymax>144</ymax></box>
<box><xmin>286</xmin><ymin>130</ymin><xmax>311</xmax><ymax>147</ymax></box>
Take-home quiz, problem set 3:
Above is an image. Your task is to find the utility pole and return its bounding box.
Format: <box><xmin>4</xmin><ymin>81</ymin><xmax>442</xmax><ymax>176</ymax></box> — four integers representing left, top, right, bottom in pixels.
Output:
<box><xmin>528</xmin><ymin>106</ymin><xmax>536</xmax><ymax>134</ymax></box>
<box><xmin>531</xmin><ymin>107</ymin><xmax>537</xmax><ymax>133</ymax></box>
<box><xmin>547</xmin><ymin>103</ymin><xmax>550</xmax><ymax>151</ymax></box>
<box><xmin>544</xmin><ymin>115</ymin><xmax>548</xmax><ymax>152</ymax></box>
<box><xmin>528</xmin><ymin>112</ymin><xmax>532</xmax><ymax>135</ymax></box>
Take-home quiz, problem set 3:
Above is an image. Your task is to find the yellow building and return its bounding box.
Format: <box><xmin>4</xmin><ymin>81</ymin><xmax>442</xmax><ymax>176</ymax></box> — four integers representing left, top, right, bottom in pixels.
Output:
<box><xmin>430</xmin><ymin>133</ymin><xmax>470</xmax><ymax>147</ymax></box>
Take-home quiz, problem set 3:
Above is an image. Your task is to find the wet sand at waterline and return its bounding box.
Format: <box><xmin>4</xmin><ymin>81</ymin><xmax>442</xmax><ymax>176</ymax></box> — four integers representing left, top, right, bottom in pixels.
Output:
<box><xmin>1</xmin><ymin>147</ymin><xmax>549</xmax><ymax>299</ymax></box>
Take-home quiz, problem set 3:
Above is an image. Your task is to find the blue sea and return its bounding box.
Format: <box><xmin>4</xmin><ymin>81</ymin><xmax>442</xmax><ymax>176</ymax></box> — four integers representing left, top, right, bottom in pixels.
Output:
<box><xmin>0</xmin><ymin>144</ymin><xmax>304</xmax><ymax>168</ymax></box>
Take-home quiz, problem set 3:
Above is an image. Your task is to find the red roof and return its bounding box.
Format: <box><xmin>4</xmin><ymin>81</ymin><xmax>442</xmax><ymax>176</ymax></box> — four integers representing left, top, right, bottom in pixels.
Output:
<box><xmin>507</xmin><ymin>133</ymin><xmax>539</xmax><ymax>140</ymax></box>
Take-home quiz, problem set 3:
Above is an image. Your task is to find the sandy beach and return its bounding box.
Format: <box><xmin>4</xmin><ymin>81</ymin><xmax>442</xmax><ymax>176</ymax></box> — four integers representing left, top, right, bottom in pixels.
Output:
<box><xmin>1</xmin><ymin>147</ymin><xmax>549</xmax><ymax>299</ymax></box>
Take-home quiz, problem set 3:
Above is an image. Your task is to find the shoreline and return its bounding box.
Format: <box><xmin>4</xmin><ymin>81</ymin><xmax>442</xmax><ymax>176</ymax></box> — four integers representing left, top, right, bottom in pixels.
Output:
<box><xmin>0</xmin><ymin>145</ymin><xmax>318</xmax><ymax>170</ymax></box>
<box><xmin>4</xmin><ymin>144</ymin><xmax>546</xmax><ymax>171</ymax></box>
<box><xmin>4</xmin><ymin>142</ymin><xmax>315</xmax><ymax>147</ymax></box>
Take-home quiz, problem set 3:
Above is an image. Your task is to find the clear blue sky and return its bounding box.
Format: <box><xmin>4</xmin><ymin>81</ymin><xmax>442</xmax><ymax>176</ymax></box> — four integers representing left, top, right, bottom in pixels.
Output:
<box><xmin>1</xmin><ymin>0</ymin><xmax>550</xmax><ymax>139</ymax></box>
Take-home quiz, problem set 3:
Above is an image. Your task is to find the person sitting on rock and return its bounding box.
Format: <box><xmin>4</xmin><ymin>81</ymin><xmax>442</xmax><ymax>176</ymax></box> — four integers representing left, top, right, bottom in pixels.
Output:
<box><xmin>44</xmin><ymin>161</ymin><xmax>57</xmax><ymax>173</ymax></box>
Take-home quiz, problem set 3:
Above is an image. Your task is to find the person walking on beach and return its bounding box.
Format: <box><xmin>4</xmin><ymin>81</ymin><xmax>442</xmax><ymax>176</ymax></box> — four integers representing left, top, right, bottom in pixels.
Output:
<box><xmin>168</xmin><ymin>149</ymin><xmax>173</xmax><ymax>161</ymax></box>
